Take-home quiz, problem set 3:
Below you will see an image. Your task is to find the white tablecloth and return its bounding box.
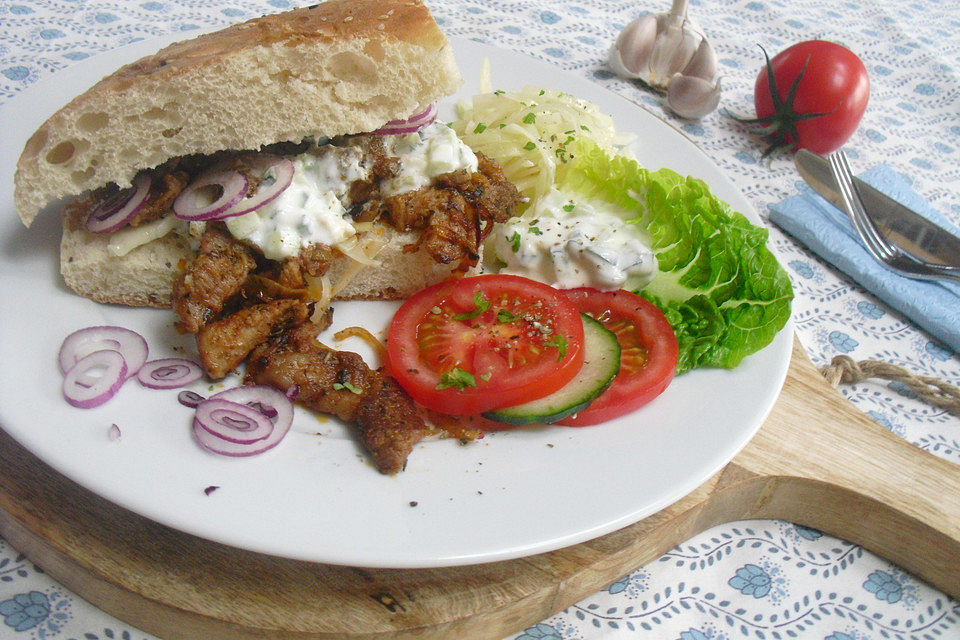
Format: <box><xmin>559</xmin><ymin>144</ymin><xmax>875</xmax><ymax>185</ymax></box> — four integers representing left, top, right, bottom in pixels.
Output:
<box><xmin>1</xmin><ymin>1</ymin><xmax>958</xmax><ymax>639</ymax></box>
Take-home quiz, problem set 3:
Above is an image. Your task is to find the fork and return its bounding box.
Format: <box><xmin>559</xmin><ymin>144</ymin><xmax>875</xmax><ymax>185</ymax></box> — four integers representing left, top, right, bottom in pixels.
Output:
<box><xmin>827</xmin><ymin>150</ymin><xmax>960</xmax><ymax>283</ymax></box>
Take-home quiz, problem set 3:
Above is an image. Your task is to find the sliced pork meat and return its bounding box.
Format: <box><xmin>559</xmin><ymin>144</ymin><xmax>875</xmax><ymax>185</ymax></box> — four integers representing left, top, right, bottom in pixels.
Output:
<box><xmin>197</xmin><ymin>298</ymin><xmax>310</xmax><ymax>380</ymax></box>
<box><xmin>245</xmin><ymin>322</ymin><xmax>426</xmax><ymax>474</ymax></box>
<box><xmin>385</xmin><ymin>188</ymin><xmax>478</xmax><ymax>267</ymax></box>
<box><xmin>272</xmin><ymin>243</ymin><xmax>338</xmax><ymax>289</ymax></box>
<box><xmin>380</xmin><ymin>153</ymin><xmax>521</xmax><ymax>271</ymax></box>
<box><xmin>440</xmin><ymin>153</ymin><xmax>524</xmax><ymax>225</ymax></box>
<box><xmin>173</xmin><ymin>225</ymin><xmax>257</xmax><ymax>333</ymax></box>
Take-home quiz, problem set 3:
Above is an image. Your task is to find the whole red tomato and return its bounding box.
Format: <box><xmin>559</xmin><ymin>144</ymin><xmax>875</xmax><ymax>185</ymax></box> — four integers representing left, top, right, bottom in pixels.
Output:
<box><xmin>744</xmin><ymin>40</ymin><xmax>869</xmax><ymax>156</ymax></box>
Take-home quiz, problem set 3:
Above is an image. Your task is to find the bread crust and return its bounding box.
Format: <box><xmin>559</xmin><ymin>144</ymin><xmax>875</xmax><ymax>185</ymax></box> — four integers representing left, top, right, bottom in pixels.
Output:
<box><xmin>15</xmin><ymin>0</ymin><xmax>460</xmax><ymax>226</ymax></box>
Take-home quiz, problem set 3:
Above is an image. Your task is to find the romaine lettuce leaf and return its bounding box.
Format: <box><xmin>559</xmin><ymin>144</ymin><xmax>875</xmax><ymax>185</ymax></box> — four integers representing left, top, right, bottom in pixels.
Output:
<box><xmin>557</xmin><ymin>139</ymin><xmax>793</xmax><ymax>374</ymax></box>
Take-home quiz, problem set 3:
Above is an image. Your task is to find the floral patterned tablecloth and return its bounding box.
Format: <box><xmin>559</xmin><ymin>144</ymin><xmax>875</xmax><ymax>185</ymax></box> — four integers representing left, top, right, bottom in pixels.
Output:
<box><xmin>2</xmin><ymin>1</ymin><xmax>959</xmax><ymax>639</ymax></box>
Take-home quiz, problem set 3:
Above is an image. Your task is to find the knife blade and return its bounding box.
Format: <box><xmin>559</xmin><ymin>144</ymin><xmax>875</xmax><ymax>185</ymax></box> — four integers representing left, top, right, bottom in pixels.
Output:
<box><xmin>794</xmin><ymin>149</ymin><xmax>960</xmax><ymax>269</ymax></box>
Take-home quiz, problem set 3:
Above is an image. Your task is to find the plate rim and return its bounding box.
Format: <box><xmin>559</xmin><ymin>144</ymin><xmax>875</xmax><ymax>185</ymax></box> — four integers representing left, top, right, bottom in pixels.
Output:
<box><xmin>0</xmin><ymin>34</ymin><xmax>793</xmax><ymax>568</ymax></box>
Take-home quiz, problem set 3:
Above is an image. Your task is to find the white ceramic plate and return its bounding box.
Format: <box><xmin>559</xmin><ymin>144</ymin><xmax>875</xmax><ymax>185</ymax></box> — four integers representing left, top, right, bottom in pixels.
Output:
<box><xmin>0</xmin><ymin>35</ymin><xmax>792</xmax><ymax>568</ymax></box>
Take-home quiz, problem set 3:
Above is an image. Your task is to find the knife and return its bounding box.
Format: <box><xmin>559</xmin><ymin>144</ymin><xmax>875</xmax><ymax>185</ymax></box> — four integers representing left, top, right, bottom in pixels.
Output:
<box><xmin>794</xmin><ymin>149</ymin><xmax>960</xmax><ymax>269</ymax></box>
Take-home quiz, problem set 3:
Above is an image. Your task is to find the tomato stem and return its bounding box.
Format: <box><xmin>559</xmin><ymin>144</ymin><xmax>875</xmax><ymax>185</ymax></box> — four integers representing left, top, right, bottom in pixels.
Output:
<box><xmin>727</xmin><ymin>44</ymin><xmax>836</xmax><ymax>159</ymax></box>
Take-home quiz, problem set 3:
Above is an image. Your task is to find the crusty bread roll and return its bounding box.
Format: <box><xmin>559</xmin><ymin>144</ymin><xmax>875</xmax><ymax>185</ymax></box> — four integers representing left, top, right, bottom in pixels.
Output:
<box><xmin>14</xmin><ymin>0</ymin><xmax>479</xmax><ymax>308</ymax></box>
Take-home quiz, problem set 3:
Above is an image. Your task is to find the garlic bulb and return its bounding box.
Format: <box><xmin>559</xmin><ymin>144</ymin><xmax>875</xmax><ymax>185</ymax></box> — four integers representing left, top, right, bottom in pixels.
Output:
<box><xmin>608</xmin><ymin>0</ymin><xmax>721</xmax><ymax>119</ymax></box>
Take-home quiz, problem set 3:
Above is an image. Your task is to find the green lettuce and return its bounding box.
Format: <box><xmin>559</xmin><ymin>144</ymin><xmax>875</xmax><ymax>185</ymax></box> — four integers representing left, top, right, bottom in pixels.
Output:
<box><xmin>557</xmin><ymin>139</ymin><xmax>793</xmax><ymax>374</ymax></box>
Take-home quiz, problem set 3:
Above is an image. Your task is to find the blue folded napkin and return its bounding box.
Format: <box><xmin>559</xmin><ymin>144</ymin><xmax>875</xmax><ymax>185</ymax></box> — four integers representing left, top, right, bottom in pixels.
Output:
<box><xmin>769</xmin><ymin>164</ymin><xmax>960</xmax><ymax>354</ymax></box>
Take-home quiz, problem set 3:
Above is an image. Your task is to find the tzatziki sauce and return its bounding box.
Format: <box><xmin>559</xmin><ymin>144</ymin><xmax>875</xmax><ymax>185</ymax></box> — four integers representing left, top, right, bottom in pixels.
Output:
<box><xmin>226</xmin><ymin>147</ymin><xmax>365</xmax><ymax>260</ymax></box>
<box><xmin>489</xmin><ymin>188</ymin><xmax>658</xmax><ymax>291</ymax></box>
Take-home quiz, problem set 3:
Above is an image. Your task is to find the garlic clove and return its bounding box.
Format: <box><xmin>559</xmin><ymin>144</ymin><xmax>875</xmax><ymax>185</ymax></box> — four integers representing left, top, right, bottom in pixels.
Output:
<box><xmin>608</xmin><ymin>0</ymin><xmax>722</xmax><ymax>117</ymax></box>
<box><xmin>666</xmin><ymin>74</ymin><xmax>722</xmax><ymax>119</ymax></box>
<box><xmin>680</xmin><ymin>37</ymin><xmax>718</xmax><ymax>81</ymax></box>
<box><xmin>647</xmin><ymin>23</ymin><xmax>701</xmax><ymax>88</ymax></box>
<box><xmin>612</xmin><ymin>14</ymin><xmax>658</xmax><ymax>77</ymax></box>
<box><xmin>608</xmin><ymin>41</ymin><xmax>640</xmax><ymax>80</ymax></box>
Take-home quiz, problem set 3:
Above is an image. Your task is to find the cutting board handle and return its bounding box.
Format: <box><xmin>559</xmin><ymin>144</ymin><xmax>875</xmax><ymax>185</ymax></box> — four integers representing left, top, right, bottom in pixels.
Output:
<box><xmin>701</xmin><ymin>339</ymin><xmax>960</xmax><ymax>598</ymax></box>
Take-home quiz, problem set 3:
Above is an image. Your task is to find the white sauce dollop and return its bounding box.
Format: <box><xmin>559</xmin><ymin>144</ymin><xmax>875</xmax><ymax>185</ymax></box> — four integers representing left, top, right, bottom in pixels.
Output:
<box><xmin>226</xmin><ymin>148</ymin><xmax>364</xmax><ymax>261</ymax></box>
<box><xmin>489</xmin><ymin>188</ymin><xmax>658</xmax><ymax>291</ymax></box>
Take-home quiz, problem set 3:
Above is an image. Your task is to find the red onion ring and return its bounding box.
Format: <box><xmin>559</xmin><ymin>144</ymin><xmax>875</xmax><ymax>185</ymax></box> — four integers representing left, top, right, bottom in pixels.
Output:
<box><xmin>192</xmin><ymin>385</ymin><xmax>294</xmax><ymax>457</ymax></box>
<box><xmin>215</xmin><ymin>154</ymin><xmax>295</xmax><ymax>219</ymax></box>
<box><xmin>62</xmin><ymin>350</ymin><xmax>128</xmax><ymax>408</ymax></box>
<box><xmin>208</xmin><ymin>385</ymin><xmax>294</xmax><ymax>429</ymax></box>
<box><xmin>137</xmin><ymin>358</ymin><xmax>203</xmax><ymax>389</ymax></box>
<box><xmin>86</xmin><ymin>174</ymin><xmax>152</xmax><ymax>233</ymax></box>
<box><xmin>195</xmin><ymin>399</ymin><xmax>274</xmax><ymax>444</ymax></box>
<box><xmin>172</xmin><ymin>169</ymin><xmax>249</xmax><ymax>221</ymax></box>
<box><xmin>178</xmin><ymin>390</ymin><xmax>206</xmax><ymax>408</ymax></box>
<box><xmin>374</xmin><ymin>103</ymin><xmax>438</xmax><ymax>135</ymax></box>
<box><xmin>59</xmin><ymin>326</ymin><xmax>148</xmax><ymax>379</ymax></box>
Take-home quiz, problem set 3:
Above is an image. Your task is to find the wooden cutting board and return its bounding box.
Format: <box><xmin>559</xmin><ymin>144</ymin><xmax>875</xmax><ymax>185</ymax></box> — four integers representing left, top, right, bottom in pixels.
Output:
<box><xmin>1</xmin><ymin>336</ymin><xmax>958</xmax><ymax>640</ymax></box>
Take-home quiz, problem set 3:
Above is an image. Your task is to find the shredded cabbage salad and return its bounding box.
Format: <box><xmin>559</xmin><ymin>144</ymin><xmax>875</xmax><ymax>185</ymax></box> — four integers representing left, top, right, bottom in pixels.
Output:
<box><xmin>453</xmin><ymin>73</ymin><xmax>634</xmax><ymax>208</ymax></box>
<box><xmin>452</xmin><ymin>79</ymin><xmax>793</xmax><ymax>374</ymax></box>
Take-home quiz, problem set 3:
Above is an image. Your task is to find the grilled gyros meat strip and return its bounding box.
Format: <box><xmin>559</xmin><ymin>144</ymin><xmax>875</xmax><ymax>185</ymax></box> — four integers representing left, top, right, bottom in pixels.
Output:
<box><xmin>381</xmin><ymin>154</ymin><xmax>520</xmax><ymax>270</ymax></box>
<box><xmin>173</xmin><ymin>225</ymin><xmax>257</xmax><ymax>333</ymax></box>
<box><xmin>197</xmin><ymin>298</ymin><xmax>311</xmax><ymax>380</ymax></box>
<box><xmin>272</xmin><ymin>243</ymin><xmax>338</xmax><ymax>289</ymax></box>
<box><xmin>245</xmin><ymin>321</ymin><xmax>426</xmax><ymax>474</ymax></box>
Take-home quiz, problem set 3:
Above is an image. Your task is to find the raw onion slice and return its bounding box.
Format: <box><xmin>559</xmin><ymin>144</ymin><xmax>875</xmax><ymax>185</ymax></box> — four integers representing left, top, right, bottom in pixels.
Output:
<box><xmin>62</xmin><ymin>349</ymin><xmax>128</xmax><ymax>408</ymax></box>
<box><xmin>192</xmin><ymin>385</ymin><xmax>294</xmax><ymax>457</ymax></box>
<box><xmin>193</xmin><ymin>417</ymin><xmax>288</xmax><ymax>457</ymax></box>
<box><xmin>178</xmin><ymin>390</ymin><xmax>206</xmax><ymax>408</ymax></box>
<box><xmin>208</xmin><ymin>385</ymin><xmax>293</xmax><ymax>429</ymax></box>
<box><xmin>195</xmin><ymin>399</ymin><xmax>274</xmax><ymax>445</ymax></box>
<box><xmin>137</xmin><ymin>358</ymin><xmax>203</xmax><ymax>389</ymax></box>
<box><xmin>173</xmin><ymin>169</ymin><xmax>249</xmax><ymax>221</ymax></box>
<box><xmin>86</xmin><ymin>174</ymin><xmax>152</xmax><ymax>233</ymax></box>
<box><xmin>374</xmin><ymin>103</ymin><xmax>438</xmax><ymax>135</ymax></box>
<box><xmin>59</xmin><ymin>326</ymin><xmax>148</xmax><ymax>379</ymax></box>
<box><xmin>216</xmin><ymin>154</ymin><xmax>295</xmax><ymax>219</ymax></box>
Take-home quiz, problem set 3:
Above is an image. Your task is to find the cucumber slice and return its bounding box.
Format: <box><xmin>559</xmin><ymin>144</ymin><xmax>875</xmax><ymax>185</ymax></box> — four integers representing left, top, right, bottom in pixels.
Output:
<box><xmin>483</xmin><ymin>313</ymin><xmax>621</xmax><ymax>426</ymax></box>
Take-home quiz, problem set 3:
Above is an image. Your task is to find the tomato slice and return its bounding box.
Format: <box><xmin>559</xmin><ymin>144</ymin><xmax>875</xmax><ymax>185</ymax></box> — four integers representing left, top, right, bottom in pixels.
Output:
<box><xmin>557</xmin><ymin>288</ymin><xmax>678</xmax><ymax>427</ymax></box>
<box><xmin>386</xmin><ymin>275</ymin><xmax>585</xmax><ymax>415</ymax></box>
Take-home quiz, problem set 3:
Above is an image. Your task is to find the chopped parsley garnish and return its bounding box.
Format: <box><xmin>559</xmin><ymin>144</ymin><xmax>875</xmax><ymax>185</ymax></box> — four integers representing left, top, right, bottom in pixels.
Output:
<box><xmin>528</xmin><ymin>225</ymin><xmax>542</xmax><ymax>235</ymax></box>
<box><xmin>436</xmin><ymin>368</ymin><xmax>477</xmax><ymax>391</ymax></box>
<box><xmin>562</xmin><ymin>202</ymin><xmax>575</xmax><ymax>213</ymax></box>
<box><xmin>453</xmin><ymin>290</ymin><xmax>490</xmax><ymax>321</ymax></box>
<box><xmin>333</xmin><ymin>381</ymin><xmax>362</xmax><ymax>394</ymax></box>
<box><xmin>508</xmin><ymin>230</ymin><xmax>522</xmax><ymax>252</ymax></box>
<box><xmin>523</xmin><ymin>141</ymin><xmax>537</xmax><ymax>151</ymax></box>
<box><xmin>523</xmin><ymin>112</ymin><xmax>537</xmax><ymax>124</ymax></box>
<box><xmin>545</xmin><ymin>334</ymin><xmax>569</xmax><ymax>360</ymax></box>
<box><xmin>473</xmin><ymin>122</ymin><xmax>487</xmax><ymax>134</ymax></box>
<box><xmin>497</xmin><ymin>309</ymin><xmax>520</xmax><ymax>323</ymax></box>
